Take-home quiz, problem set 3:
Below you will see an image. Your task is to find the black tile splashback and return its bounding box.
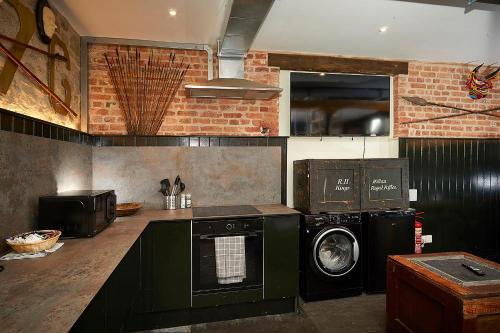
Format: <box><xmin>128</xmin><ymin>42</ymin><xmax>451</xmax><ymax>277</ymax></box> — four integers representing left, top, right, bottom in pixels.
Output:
<box><xmin>0</xmin><ymin>112</ymin><xmax>13</xmax><ymax>131</ymax></box>
<box><xmin>0</xmin><ymin>107</ymin><xmax>288</xmax><ymax>204</ymax></box>
<box><xmin>1</xmin><ymin>108</ymin><xmax>286</xmax><ymax>148</ymax></box>
<box><xmin>0</xmin><ymin>108</ymin><xmax>93</xmax><ymax>145</ymax></box>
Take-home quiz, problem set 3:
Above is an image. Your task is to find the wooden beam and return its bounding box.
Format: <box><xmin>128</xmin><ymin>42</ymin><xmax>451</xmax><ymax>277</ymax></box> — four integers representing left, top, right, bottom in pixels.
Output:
<box><xmin>268</xmin><ymin>53</ymin><xmax>409</xmax><ymax>76</ymax></box>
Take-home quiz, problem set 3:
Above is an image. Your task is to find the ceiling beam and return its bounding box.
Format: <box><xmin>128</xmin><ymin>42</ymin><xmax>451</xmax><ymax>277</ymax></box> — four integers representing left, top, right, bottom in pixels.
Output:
<box><xmin>268</xmin><ymin>53</ymin><xmax>409</xmax><ymax>76</ymax></box>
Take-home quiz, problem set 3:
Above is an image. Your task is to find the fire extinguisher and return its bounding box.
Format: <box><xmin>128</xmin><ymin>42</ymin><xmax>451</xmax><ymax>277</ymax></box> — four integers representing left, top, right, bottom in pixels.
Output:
<box><xmin>415</xmin><ymin>212</ymin><xmax>424</xmax><ymax>254</ymax></box>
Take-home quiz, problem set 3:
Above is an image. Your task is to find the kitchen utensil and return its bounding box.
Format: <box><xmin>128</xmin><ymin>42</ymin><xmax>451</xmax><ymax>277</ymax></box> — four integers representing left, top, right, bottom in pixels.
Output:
<box><xmin>160</xmin><ymin>178</ymin><xmax>170</xmax><ymax>196</ymax></box>
<box><xmin>171</xmin><ymin>175</ymin><xmax>180</xmax><ymax>195</ymax></box>
<box><xmin>116</xmin><ymin>202</ymin><xmax>143</xmax><ymax>217</ymax></box>
<box><xmin>6</xmin><ymin>230</ymin><xmax>61</xmax><ymax>254</ymax></box>
<box><xmin>164</xmin><ymin>195</ymin><xmax>177</xmax><ymax>210</ymax></box>
<box><xmin>165</xmin><ymin>178</ymin><xmax>171</xmax><ymax>195</ymax></box>
<box><xmin>160</xmin><ymin>179</ymin><xmax>166</xmax><ymax>195</ymax></box>
<box><xmin>179</xmin><ymin>182</ymin><xmax>185</xmax><ymax>194</ymax></box>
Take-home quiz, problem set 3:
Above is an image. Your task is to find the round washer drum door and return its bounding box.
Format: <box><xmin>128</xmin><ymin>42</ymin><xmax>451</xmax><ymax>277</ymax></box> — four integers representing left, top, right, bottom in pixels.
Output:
<box><xmin>312</xmin><ymin>227</ymin><xmax>360</xmax><ymax>277</ymax></box>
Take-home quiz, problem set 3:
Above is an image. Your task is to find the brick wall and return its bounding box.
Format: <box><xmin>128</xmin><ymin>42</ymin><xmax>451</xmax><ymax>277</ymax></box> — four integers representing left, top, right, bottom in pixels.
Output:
<box><xmin>394</xmin><ymin>62</ymin><xmax>500</xmax><ymax>138</ymax></box>
<box><xmin>88</xmin><ymin>44</ymin><xmax>279</xmax><ymax>136</ymax></box>
<box><xmin>88</xmin><ymin>45</ymin><xmax>499</xmax><ymax>138</ymax></box>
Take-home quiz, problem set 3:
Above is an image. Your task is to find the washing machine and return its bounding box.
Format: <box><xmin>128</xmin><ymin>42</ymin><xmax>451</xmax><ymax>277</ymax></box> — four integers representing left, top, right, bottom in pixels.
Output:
<box><xmin>299</xmin><ymin>212</ymin><xmax>363</xmax><ymax>302</ymax></box>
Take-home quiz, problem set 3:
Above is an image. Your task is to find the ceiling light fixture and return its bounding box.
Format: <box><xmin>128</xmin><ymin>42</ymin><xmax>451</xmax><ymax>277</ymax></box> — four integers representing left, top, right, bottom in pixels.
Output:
<box><xmin>379</xmin><ymin>26</ymin><xmax>388</xmax><ymax>33</ymax></box>
<box><xmin>169</xmin><ymin>9</ymin><xmax>177</xmax><ymax>16</ymax></box>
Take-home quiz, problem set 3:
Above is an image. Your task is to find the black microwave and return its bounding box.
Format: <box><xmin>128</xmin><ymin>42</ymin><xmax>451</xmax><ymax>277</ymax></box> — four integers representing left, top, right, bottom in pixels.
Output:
<box><xmin>39</xmin><ymin>190</ymin><xmax>116</xmax><ymax>237</ymax></box>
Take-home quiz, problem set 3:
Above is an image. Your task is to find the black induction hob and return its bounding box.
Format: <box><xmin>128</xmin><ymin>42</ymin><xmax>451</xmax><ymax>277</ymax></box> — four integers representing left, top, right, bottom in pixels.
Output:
<box><xmin>192</xmin><ymin>205</ymin><xmax>261</xmax><ymax>219</ymax></box>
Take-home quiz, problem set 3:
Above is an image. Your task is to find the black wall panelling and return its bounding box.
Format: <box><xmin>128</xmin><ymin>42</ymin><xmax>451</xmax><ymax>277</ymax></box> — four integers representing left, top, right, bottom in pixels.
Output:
<box><xmin>399</xmin><ymin>138</ymin><xmax>500</xmax><ymax>263</ymax></box>
<box><xmin>0</xmin><ymin>108</ymin><xmax>288</xmax><ymax>204</ymax></box>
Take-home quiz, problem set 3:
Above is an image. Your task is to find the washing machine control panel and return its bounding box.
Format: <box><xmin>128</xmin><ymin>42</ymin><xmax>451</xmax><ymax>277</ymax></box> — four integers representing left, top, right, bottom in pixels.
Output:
<box><xmin>312</xmin><ymin>216</ymin><xmax>329</xmax><ymax>226</ymax></box>
<box><xmin>331</xmin><ymin>214</ymin><xmax>360</xmax><ymax>224</ymax></box>
<box><xmin>307</xmin><ymin>213</ymin><xmax>361</xmax><ymax>226</ymax></box>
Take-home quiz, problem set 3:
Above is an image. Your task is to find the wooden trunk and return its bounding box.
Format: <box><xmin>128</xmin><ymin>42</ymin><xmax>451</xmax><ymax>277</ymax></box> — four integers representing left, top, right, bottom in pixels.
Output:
<box><xmin>293</xmin><ymin>159</ymin><xmax>361</xmax><ymax>213</ymax></box>
<box><xmin>387</xmin><ymin>252</ymin><xmax>500</xmax><ymax>333</ymax></box>
<box><xmin>361</xmin><ymin>158</ymin><xmax>409</xmax><ymax>210</ymax></box>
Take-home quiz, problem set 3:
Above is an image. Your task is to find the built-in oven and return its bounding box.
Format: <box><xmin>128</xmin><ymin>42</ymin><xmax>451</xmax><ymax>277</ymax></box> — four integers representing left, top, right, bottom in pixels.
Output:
<box><xmin>192</xmin><ymin>217</ymin><xmax>263</xmax><ymax>307</ymax></box>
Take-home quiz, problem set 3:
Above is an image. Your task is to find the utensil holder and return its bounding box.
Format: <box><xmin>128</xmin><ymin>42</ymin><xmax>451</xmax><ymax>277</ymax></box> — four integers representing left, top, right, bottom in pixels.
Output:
<box><xmin>164</xmin><ymin>195</ymin><xmax>177</xmax><ymax>210</ymax></box>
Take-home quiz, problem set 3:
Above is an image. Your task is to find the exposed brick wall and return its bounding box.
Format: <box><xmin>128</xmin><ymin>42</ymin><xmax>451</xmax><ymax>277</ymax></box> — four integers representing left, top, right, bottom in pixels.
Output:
<box><xmin>88</xmin><ymin>44</ymin><xmax>279</xmax><ymax>136</ymax></box>
<box><xmin>394</xmin><ymin>62</ymin><xmax>500</xmax><ymax>138</ymax></box>
<box><xmin>89</xmin><ymin>45</ymin><xmax>499</xmax><ymax>138</ymax></box>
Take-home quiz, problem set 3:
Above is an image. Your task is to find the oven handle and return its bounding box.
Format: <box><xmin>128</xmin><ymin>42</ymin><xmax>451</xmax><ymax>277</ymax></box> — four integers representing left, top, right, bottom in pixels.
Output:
<box><xmin>199</xmin><ymin>232</ymin><xmax>260</xmax><ymax>240</ymax></box>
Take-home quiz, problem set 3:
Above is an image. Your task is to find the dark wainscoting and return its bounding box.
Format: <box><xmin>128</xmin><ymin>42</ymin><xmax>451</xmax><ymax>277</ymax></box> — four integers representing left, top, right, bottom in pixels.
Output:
<box><xmin>0</xmin><ymin>108</ymin><xmax>93</xmax><ymax>145</ymax></box>
<box><xmin>0</xmin><ymin>108</ymin><xmax>288</xmax><ymax>204</ymax></box>
<box><xmin>400</xmin><ymin>138</ymin><xmax>500</xmax><ymax>263</ymax></box>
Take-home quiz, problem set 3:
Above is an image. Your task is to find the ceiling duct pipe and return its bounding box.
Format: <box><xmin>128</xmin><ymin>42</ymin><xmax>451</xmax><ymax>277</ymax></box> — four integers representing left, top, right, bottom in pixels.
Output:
<box><xmin>185</xmin><ymin>0</ymin><xmax>282</xmax><ymax>100</ymax></box>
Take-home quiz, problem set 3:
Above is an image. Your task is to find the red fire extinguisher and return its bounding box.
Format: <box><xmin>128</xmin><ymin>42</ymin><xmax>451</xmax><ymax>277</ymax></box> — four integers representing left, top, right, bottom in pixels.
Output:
<box><xmin>415</xmin><ymin>212</ymin><xmax>424</xmax><ymax>254</ymax></box>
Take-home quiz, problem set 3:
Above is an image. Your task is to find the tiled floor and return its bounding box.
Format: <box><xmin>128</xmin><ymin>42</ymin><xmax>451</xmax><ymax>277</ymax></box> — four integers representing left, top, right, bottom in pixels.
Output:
<box><xmin>150</xmin><ymin>294</ymin><xmax>386</xmax><ymax>333</ymax></box>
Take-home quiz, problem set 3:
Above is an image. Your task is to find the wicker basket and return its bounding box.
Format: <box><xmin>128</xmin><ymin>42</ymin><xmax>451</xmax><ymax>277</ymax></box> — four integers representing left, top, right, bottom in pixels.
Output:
<box><xmin>6</xmin><ymin>230</ymin><xmax>61</xmax><ymax>254</ymax></box>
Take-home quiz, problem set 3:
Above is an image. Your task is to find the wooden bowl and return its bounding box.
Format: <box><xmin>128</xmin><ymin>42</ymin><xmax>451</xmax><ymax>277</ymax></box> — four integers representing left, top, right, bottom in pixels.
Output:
<box><xmin>6</xmin><ymin>230</ymin><xmax>61</xmax><ymax>254</ymax></box>
<box><xmin>116</xmin><ymin>202</ymin><xmax>143</xmax><ymax>217</ymax></box>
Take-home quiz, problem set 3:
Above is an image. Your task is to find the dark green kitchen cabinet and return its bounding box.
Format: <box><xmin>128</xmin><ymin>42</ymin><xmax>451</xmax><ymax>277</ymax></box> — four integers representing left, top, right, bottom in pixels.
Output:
<box><xmin>264</xmin><ymin>214</ymin><xmax>300</xmax><ymax>300</ymax></box>
<box><xmin>141</xmin><ymin>221</ymin><xmax>191</xmax><ymax>312</ymax></box>
<box><xmin>106</xmin><ymin>236</ymin><xmax>141</xmax><ymax>330</ymax></box>
<box><xmin>71</xmin><ymin>237</ymin><xmax>141</xmax><ymax>332</ymax></box>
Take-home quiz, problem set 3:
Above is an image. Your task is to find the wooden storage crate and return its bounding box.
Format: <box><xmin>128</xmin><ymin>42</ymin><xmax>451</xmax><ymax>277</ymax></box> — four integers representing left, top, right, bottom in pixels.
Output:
<box><xmin>293</xmin><ymin>159</ymin><xmax>361</xmax><ymax>213</ymax></box>
<box><xmin>387</xmin><ymin>252</ymin><xmax>500</xmax><ymax>333</ymax></box>
<box><xmin>361</xmin><ymin>158</ymin><xmax>409</xmax><ymax>210</ymax></box>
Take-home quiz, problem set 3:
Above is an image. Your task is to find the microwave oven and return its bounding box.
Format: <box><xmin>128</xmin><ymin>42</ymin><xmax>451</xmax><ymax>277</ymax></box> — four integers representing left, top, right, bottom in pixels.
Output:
<box><xmin>38</xmin><ymin>190</ymin><xmax>116</xmax><ymax>237</ymax></box>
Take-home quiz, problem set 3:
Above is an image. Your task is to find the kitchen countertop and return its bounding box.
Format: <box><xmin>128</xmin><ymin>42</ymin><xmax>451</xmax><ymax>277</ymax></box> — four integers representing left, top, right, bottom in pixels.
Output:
<box><xmin>0</xmin><ymin>205</ymin><xmax>299</xmax><ymax>333</ymax></box>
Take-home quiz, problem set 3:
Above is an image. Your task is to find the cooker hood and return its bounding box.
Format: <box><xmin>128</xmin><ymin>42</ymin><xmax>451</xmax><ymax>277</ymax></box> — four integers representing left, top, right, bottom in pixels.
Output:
<box><xmin>186</xmin><ymin>78</ymin><xmax>281</xmax><ymax>100</ymax></box>
<box><xmin>185</xmin><ymin>0</ymin><xmax>282</xmax><ymax>100</ymax></box>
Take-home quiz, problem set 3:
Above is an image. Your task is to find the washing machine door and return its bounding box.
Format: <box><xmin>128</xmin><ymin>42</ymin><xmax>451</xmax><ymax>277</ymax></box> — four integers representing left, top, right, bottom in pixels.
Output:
<box><xmin>312</xmin><ymin>227</ymin><xmax>360</xmax><ymax>277</ymax></box>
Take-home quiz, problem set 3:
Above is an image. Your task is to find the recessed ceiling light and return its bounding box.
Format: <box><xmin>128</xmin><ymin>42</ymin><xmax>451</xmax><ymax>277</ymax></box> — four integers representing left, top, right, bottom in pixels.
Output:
<box><xmin>379</xmin><ymin>26</ymin><xmax>388</xmax><ymax>33</ymax></box>
<box><xmin>319</xmin><ymin>73</ymin><xmax>326</xmax><ymax>76</ymax></box>
<box><xmin>169</xmin><ymin>9</ymin><xmax>177</xmax><ymax>16</ymax></box>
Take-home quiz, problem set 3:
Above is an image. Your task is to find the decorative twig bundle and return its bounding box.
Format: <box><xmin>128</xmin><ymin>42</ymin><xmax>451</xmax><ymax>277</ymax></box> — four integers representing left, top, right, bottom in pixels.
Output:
<box><xmin>105</xmin><ymin>48</ymin><xmax>189</xmax><ymax>135</ymax></box>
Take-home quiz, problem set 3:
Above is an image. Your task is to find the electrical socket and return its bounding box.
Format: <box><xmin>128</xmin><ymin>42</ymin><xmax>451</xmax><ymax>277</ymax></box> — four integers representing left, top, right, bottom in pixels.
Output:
<box><xmin>409</xmin><ymin>189</ymin><xmax>418</xmax><ymax>202</ymax></box>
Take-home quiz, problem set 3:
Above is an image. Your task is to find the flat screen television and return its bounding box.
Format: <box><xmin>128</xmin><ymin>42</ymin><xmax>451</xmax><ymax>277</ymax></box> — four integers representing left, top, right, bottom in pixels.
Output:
<box><xmin>290</xmin><ymin>72</ymin><xmax>390</xmax><ymax>136</ymax></box>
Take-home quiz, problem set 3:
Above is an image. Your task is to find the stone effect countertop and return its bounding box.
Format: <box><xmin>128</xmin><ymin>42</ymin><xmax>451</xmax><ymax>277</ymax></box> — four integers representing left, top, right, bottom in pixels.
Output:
<box><xmin>0</xmin><ymin>205</ymin><xmax>299</xmax><ymax>333</ymax></box>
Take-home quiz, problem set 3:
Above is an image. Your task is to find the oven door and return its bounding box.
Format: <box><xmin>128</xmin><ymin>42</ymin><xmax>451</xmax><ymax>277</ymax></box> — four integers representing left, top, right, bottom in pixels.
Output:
<box><xmin>192</xmin><ymin>227</ymin><xmax>263</xmax><ymax>296</ymax></box>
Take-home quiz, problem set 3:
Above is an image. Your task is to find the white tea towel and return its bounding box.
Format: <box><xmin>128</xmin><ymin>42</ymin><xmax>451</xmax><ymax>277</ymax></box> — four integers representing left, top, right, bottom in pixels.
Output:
<box><xmin>0</xmin><ymin>243</ymin><xmax>64</xmax><ymax>261</ymax></box>
<box><xmin>214</xmin><ymin>236</ymin><xmax>246</xmax><ymax>284</ymax></box>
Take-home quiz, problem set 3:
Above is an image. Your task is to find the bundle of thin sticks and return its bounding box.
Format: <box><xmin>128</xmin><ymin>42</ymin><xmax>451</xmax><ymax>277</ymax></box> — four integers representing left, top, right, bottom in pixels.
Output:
<box><xmin>105</xmin><ymin>48</ymin><xmax>189</xmax><ymax>135</ymax></box>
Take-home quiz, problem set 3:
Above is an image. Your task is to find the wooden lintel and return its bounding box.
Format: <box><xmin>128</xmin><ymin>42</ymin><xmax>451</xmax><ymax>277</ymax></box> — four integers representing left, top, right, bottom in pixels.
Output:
<box><xmin>268</xmin><ymin>53</ymin><xmax>409</xmax><ymax>76</ymax></box>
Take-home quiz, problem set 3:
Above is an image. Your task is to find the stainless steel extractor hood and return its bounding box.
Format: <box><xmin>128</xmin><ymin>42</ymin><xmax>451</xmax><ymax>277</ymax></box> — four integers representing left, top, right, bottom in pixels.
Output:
<box><xmin>185</xmin><ymin>0</ymin><xmax>282</xmax><ymax>100</ymax></box>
